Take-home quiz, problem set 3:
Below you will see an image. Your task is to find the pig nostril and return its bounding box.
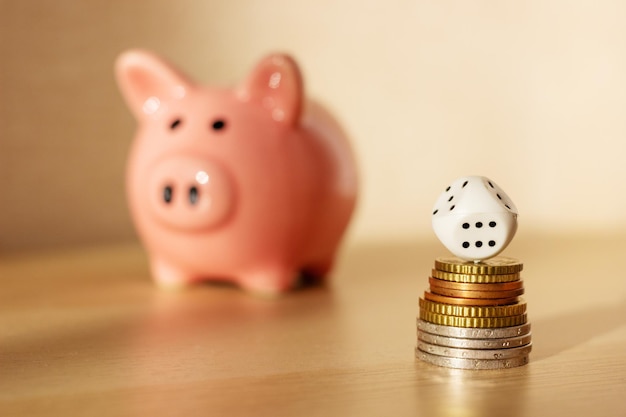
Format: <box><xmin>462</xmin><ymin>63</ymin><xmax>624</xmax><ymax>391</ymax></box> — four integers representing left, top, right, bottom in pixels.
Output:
<box><xmin>170</xmin><ymin>119</ymin><xmax>182</xmax><ymax>129</ymax></box>
<box><xmin>211</xmin><ymin>119</ymin><xmax>226</xmax><ymax>131</ymax></box>
<box><xmin>163</xmin><ymin>186</ymin><xmax>173</xmax><ymax>204</ymax></box>
<box><xmin>189</xmin><ymin>186</ymin><xmax>199</xmax><ymax>205</ymax></box>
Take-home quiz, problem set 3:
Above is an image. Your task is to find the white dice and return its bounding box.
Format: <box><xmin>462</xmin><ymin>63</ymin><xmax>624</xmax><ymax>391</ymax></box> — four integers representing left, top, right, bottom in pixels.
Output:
<box><xmin>431</xmin><ymin>176</ymin><xmax>518</xmax><ymax>262</ymax></box>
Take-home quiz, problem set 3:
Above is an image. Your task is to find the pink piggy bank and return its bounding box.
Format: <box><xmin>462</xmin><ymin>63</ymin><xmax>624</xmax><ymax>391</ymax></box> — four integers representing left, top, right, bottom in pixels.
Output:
<box><xmin>115</xmin><ymin>50</ymin><xmax>358</xmax><ymax>294</ymax></box>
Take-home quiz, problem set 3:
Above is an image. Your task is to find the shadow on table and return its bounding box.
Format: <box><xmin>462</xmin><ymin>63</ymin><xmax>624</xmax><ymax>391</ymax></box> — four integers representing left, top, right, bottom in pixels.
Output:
<box><xmin>530</xmin><ymin>299</ymin><xmax>626</xmax><ymax>360</ymax></box>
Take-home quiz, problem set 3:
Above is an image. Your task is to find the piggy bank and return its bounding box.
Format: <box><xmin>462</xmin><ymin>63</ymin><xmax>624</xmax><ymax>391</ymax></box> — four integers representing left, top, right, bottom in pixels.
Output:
<box><xmin>115</xmin><ymin>50</ymin><xmax>358</xmax><ymax>294</ymax></box>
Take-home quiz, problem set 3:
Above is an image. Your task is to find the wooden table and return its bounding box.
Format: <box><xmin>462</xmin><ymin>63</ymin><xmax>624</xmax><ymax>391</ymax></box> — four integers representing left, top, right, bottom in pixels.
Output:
<box><xmin>2</xmin><ymin>234</ymin><xmax>625</xmax><ymax>416</ymax></box>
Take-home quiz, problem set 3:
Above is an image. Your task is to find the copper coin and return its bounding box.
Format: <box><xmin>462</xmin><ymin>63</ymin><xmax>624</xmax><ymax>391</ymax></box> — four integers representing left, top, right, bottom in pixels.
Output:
<box><xmin>429</xmin><ymin>286</ymin><xmax>525</xmax><ymax>299</ymax></box>
<box><xmin>428</xmin><ymin>277</ymin><xmax>523</xmax><ymax>292</ymax></box>
<box><xmin>424</xmin><ymin>291</ymin><xmax>519</xmax><ymax>306</ymax></box>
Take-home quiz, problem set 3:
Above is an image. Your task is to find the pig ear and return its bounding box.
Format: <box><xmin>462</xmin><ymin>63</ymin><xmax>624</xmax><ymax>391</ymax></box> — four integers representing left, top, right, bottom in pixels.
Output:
<box><xmin>115</xmin><ymin>50</ymin><xmax>193</xmax><ymax>120</ymax></box>
<box><xmin>238</xmin><ymin>54</ymin><xmax>303</xmax><ymax>126</ymax></box>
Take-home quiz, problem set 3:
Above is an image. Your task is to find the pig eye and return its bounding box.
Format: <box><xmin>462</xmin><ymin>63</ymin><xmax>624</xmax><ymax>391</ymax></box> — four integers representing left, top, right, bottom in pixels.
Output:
<box><xmin>170</xmin><ymin>119</ymin><xmax>182</xmax><ymax>130</ymax></box>
<box><xmin>211</xmin><ymin>119</ymin><xmax>226</xmax><ymax>131</ymax></box>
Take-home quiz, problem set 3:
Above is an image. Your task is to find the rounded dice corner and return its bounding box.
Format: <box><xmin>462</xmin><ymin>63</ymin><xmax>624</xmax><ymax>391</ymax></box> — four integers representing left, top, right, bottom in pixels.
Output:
<box><xmin>431</xmin><ymin>176</ymin><xmax>519</xmax><ymax>262</ymax></box>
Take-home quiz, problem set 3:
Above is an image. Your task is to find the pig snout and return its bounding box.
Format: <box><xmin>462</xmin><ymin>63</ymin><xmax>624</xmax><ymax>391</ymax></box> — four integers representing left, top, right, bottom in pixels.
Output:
<box><xmin>147</xmin><ymin>157</ymin><xmax>235</xmax><ymax>231</ymax></box>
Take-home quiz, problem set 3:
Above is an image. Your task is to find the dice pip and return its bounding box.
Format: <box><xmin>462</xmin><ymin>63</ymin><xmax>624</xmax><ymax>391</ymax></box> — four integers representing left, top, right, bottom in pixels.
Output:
<box><xmin>431</xmin><ymin>176</ymin><xmax>518</xmax><ymax>262</ymax></box>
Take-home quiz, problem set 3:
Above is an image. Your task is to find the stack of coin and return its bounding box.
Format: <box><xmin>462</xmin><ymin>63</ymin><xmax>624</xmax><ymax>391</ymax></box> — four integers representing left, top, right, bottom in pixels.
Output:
<box><xmin>416</xmin><ymin>256</ymin><xmax>531</xmax><ymax>369</ymax></box>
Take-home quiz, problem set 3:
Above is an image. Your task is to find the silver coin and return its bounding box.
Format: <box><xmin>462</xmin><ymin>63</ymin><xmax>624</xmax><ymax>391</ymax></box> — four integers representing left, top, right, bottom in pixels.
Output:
<box><xmin>416</xmin><ymin>348</ymin><xmax>529</xmax><ymax>369</ymax></box>
<box><xmin>418</xmin><ymin>331</ymin><xmax>533</xmax><ymax>349</ymax></box>
<box><xmin>417</xmin><ymin>340</ymin><xmax>532</xmax><ymax>360</ymax></box>
<box><xmin>417</xmin><ymin>319</ymin><xmax>531</xmax><ymax>339</ymax></box>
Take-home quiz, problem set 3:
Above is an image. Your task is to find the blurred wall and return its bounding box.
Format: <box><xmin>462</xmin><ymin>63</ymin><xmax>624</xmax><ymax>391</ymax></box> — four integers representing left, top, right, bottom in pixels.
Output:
<box><xmin>2</xmin><ymin>0</ymin><xmax>626</xmax><ymax>251</ymax></box>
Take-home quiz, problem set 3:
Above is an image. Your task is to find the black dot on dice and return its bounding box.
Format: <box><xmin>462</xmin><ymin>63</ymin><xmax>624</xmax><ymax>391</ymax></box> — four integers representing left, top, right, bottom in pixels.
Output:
<box><xmin>476</xmin><ymin>222</ymin><xmax>483</xmax><ymax>228</ymax></box>
<box><xmin>462</xmin><ymin>223</ymin><xmax>470</xmax><ymax>229</ymax></box>
<box><xmin>462</xmin><ymin>242</ymin><xmax>470</xmax><ymax>248</ymax></box>
<box><xmin>449</xmin><ymin>205</ymin><xmax>455</xmax><ymax>211</ymax></box>
<box><xmin>445</xmin><ymin>186</ymin><xmax>451</xmax><ymax>192</ymax></box>
<box><xmin>489</xmin><ymin>240</ymin><xmax>496</xmax><ymax>247</ymax></box>
<box><xmin>497</xmin><ymin>194</ymin><xmax>502</xmax><ymax>200</ymax></box>
<box><xmin>433</xmin><ymin>209</ymin><xmax>439</xmax><ymax>215</ymax></box>
<box><xmin>448</xmin><ymin>196</ymin><xmax>454</xmax><ymax>202</ymax></box>
<box><xmin>505</xmin><ymin>204</ymin><xmax>511</xmax><ymax>209</ymax></box>
<box><xmin>489</xmin><ymin>221</ymin><xmax>496</xmax><ymax>227</ymax></box>
<box><xmin>462</xmin><ymin>181</ymin><xmax>468</xmax><ymax>188</ymax></box>
<box><xmin>475</xmin><ymin>241</ymin><xmax>483</xmax><ymax>248</ymax></box>
<box><xmin>488</xmin><ymin>181</ymin><xmax>494</xmax><ymax>188</ymax></box>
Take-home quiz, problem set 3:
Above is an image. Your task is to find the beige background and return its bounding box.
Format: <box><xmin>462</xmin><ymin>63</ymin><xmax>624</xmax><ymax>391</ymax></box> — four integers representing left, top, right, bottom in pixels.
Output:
<box><xmin>2</xmin><ymin>1</ymin><xmax>626</xmax><ymax>251</ymax></box>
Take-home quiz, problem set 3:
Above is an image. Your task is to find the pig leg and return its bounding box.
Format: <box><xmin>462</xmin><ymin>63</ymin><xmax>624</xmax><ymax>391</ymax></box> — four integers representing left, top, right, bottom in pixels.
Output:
<box><xmin>238</xmin><ymin>266</ymin><xmax>299</xmax><ymax>296</ymax></box>
<box><xmin>302</xmin><ymin>257</ymin><xmax>335</xmax><ymax>283</ymax></box>
<box><xmin>150</xmin><ymin>256</ymin><xmax>195</xmax><ymax>289</ymax></box>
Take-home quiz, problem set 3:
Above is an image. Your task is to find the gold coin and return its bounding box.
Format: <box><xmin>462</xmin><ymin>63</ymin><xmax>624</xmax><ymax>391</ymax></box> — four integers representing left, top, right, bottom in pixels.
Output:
<box><xmin>424</xmin><ymin>291</ymin><xmax>519</xmax><ymax>306</ymax></box>
<box><xmin>429</xmin><ymin>286</ymin><xmax>525</xmax><ymax>299</ymax></box>
<box><xmin>419</xmin><ymin>298</ymin><xmax>527</xmax><ymax>317</ymax></box>
<box><xmin>435</xmin><ymin>256</ymin><xmax>523</xmax><ymax>275</ymax></box>
<box><xmin>419</xmin><ymin>309</ymin><xmax>527</xmax><ymax>328</ymax></box>
<box><xmin>428</xmin><ymin>277</ymin><xmax>523</xmax><ymax>292</ymax></box>
<box><xmin>432</xmin><ymin>269</ymin><xmax>521</xmax><ymax>284</ymax></box>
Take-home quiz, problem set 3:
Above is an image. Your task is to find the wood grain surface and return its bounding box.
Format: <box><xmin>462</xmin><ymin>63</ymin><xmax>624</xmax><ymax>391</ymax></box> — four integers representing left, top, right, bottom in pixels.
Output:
<box><xmin>1</xmin><ymin>234</ymin><xmax>625</xmax><ymax>416</ymax></box>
